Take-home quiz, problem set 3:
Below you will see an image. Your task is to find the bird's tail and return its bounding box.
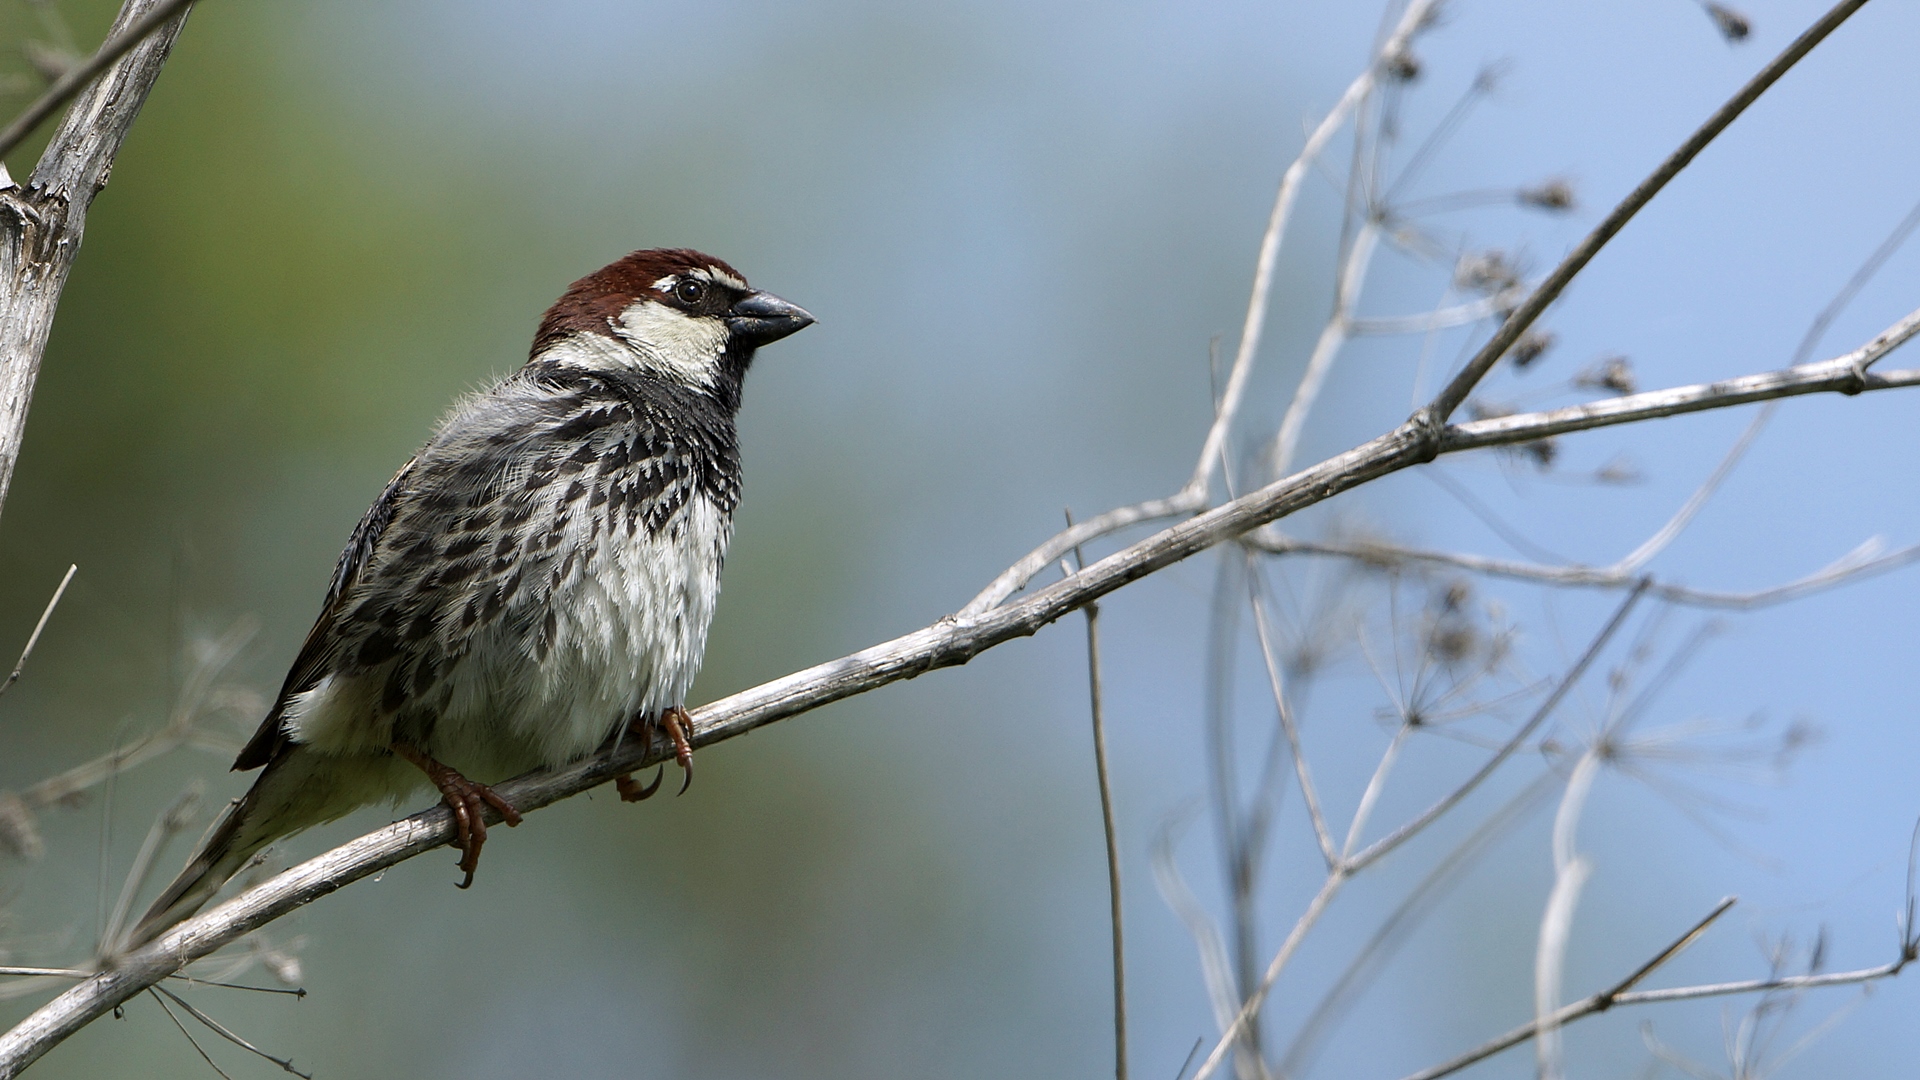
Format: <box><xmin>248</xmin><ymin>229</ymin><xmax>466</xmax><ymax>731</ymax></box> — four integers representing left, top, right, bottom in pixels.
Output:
<box><xmin>124</xmin><ymin>748</ymin><xmax>348</xmax><ymax>950</ymax></box>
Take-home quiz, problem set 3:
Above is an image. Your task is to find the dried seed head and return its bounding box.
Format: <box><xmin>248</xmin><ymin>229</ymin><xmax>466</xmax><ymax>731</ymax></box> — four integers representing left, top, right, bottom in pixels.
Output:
<box><xmin>1703</xmin><ymin>2</ymin><xmax>1751</xmax><ymax>42</ymax></box>
<box><xmin>1518</xmin><ymin>179</ymin><xmax>1576</xmax><ymax>212</ymax></box>
<box><xmin>1576</xmin><ymin>354</ymin><xmax>1637</xmax><ymax>395</ymax></box>
<box><xmin>1385</xmin><ymin>49</ymin><xmax>1422</xmax><ymax>82</ymax></box>
<box><xmin>1466</xmin><ymin>398</ymin><xmax>1514</xmax><ymax>421</ymax></box>
<box><xmin>1593</xmin><ymin>455</ymin><xmax>1644</xmax><ymax>485</ymax></box>
<box><xmin>162</xmin><ymin>782</ymin><xmax>205</xmax><ymax>834</ymax></box>
<box><xmin>21</xmin><ymin>42</ymin><xmax>77</xmax><ymax>85</ymax></box>
<box><xmin>1510</xmin><ymin>329</ymin><xmax>1557</xmax><ymax>369</ymax></box>
<box><xmin>0</xmin><ymin>793</ymin><xmax>42</xmax><ymax>859</ymax></box>
<box><xmin>1425</xmin><ymin>620</ymin><xmax>1478</xmax><ymax>665</ymax></box>
<box><xmin>1455</xmin><ymin>249</ymin><xmax>1520</xmax><ymax>295</ymax></box>
<box><xmin>1519</xmin><ymin>437</ymin><xmax>1558</xmax><ymax>469</ymax></box>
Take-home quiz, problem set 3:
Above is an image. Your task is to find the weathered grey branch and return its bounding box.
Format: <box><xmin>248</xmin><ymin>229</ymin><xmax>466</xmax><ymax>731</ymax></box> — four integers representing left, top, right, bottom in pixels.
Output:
<box><xmin>0</xmin><ymin>0</ymin><xmax>195</xmax><ymax>522</ymax></box>
<box><xmin>0</xmin><ymin>0</ymin><xmax>196</xmax><ymax>161</ymax></box>
<box><xmin>3</xmin><ymin>304</ymin><xmax>1917</xmax><ymax>1075</ymax></box>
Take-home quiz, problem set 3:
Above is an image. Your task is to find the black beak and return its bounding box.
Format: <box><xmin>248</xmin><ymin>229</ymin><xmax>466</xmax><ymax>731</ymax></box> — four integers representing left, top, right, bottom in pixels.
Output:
<box><xmin>726</xmin><ymin>290</ymin><xmax>815</xmax><ymax>347</ymax></box>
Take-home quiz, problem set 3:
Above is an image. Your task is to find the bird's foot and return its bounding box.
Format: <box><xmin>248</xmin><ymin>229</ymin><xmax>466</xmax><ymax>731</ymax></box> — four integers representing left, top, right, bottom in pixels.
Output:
<box><xmin>615</xmin><ymin>706</ymin><xmax>695</xmax><ymax>801</ymax></box>
<box><xmin>392</xmin><ymin>742</ymin><xmax>522</xmax><ymax>889</ymax></box>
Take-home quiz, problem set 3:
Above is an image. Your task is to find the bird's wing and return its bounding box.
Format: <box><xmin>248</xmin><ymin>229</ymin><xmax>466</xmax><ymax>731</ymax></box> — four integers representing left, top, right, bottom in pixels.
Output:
<box><xmin>233</xmin><ymin>372</ymin><xmax>684</xmax><ymax>772</ymax></box>
<box><xmin>234</xmin><ymin>458</ymin><xmax>417</xmax><ymax>770</ymax></box>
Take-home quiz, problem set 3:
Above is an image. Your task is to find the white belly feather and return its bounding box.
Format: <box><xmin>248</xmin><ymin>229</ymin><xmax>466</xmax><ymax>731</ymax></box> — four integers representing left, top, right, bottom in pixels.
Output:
<box><xmin>285</xmin><ymin>495</ymin><xmax>730</xmax><ymax>785</ymax></box>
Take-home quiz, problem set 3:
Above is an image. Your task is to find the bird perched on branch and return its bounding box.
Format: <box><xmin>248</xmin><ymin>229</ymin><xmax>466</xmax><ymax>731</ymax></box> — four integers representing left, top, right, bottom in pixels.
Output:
<box><xmin>128</xmin><ymin>249</ymin><xmax>813</xmax><ymax>947</ymax></box>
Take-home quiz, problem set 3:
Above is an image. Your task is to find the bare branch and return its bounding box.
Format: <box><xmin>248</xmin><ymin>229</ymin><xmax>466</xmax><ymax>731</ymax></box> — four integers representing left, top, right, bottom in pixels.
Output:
<box><xmin>1422</xmin><ymin>0</ymin><xmax>1871</xmax><ymax>423</ymax></box>
<box><xmin>1190</xmin><ymin>872</ymin><xmax>1348</xmax><ymax>1080</ymax></box>
<box><xmin>1534</xmin><ymin>751</ymin><xmax>1601</xmax><ymax>1080</ymax></box>
<box><xmin>1394</xmin><ymin>896</ymin><xmax>1911</xmax><ymax>1080</ymax></box>
<box><xmin>1442</xmin><ymin>311</ymin><xmax>1920</xmax><ymax>451</ymax></box>
<box><xmin>0</xmin><ymin>0</ymin><xmax>196</xmax><ymax>521</ymax></box>
<box><xmin>1280</xmin><ymin>776</ymin><xmax>1557</xmax><ymax>1079</ymax></box>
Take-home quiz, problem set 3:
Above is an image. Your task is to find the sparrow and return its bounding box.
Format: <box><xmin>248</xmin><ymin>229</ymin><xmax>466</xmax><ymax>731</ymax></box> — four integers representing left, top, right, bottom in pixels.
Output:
<box><xmin>128</xmin><ymin>249</ymin><xmax>813</xmax><ymax>947</ymax></box>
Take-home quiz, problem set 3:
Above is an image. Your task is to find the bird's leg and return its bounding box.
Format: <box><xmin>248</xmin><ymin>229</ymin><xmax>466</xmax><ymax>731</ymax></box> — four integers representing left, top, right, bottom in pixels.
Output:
<box><xmin>614</xmin><ymin>705</ymin><xmax>696</xmax><ymax>801</ymax></box>
<box><xmin>392</xmin><ymin>742</ymin><xmax>523</xmax><ymax>889</ymax></box>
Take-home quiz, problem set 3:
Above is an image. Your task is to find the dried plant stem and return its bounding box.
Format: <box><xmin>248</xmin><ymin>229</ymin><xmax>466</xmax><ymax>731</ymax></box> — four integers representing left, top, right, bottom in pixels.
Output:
<box><xmin>1347</xmin><ymin>583</ymin><xmax>1649</xmax><ymax>873</ymax></box>
<box><xmin>1243</xmin><ymin>557</ymin><xmax>1338</xmax><ymax>867</ymax></box>
<box><xmin>1388</xmin><ymin>897</ymin><xmax>1919</xmax><ymax>1080</ymax></box>
<box><xmin>1247</xmin><ymin>532</ymin><xmax>1920</xmax><ymax>610</ymax></box>
<box><xmin>1422</xmin><ymin>0</ymin><xmax>1872</xmax><ymax>423</ymax></box>
<box><xmin>1271</xmin><ymin>222</ymin><xmax>1380</xmax><ymax>478</ymax></box>
<box><xmin>1190</xmin><ymin>872</ymin><xmax>1348</xmax><ymax>1080</ymax></box>
<box><xmin>1080</xmin><ymin>597</ymin><xmax>1127</xmax><ymax>1080</ymax></box>
<box><xmin>1534</xmin><ymin>750</ymin><xmax>1601</xmax><ymax>1080</ymax></box>
<box><xmin>0</xmin><ymin>563</ymin><xmax>74</xmax><ymax>701</ymax></box>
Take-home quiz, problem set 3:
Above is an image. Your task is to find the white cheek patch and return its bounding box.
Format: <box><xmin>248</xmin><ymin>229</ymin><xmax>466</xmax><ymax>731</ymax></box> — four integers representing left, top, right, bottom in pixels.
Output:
<box><xmin>611</xmin><ymin>300</ymin><xmax>727</xmax><ymax>388</ymax></box>
<box><xmin>537</xmin><ymin>330</ymin><xmax>638</xmax><ymax>372</ymax></box>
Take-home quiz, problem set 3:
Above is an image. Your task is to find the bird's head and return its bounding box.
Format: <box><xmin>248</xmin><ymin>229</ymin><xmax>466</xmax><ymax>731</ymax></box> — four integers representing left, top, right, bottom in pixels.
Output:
<box><xmin>530</xmin><ymin>248</ymin><xmax>814</xmax><ymax>407</ymax></box>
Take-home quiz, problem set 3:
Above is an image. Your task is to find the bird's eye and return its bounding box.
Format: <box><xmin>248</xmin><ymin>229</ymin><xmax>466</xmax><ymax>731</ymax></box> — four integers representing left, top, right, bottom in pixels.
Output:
<box><xmin>675</xmin><ymin>279</ymin><xmax>706</xmax><ymax>304</ymax></box>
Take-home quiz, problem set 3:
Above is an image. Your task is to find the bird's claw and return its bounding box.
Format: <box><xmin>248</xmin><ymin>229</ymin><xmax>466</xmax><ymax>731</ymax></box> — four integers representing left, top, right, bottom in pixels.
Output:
<box><xmin>616</xmin><ymin>765</ymin><xmax>666</xmax><ymax>802</ymax></box>
<box><xmin>393</xmin><ymin>742</ymin><xmax>521</xmax><ymax>889</ymax></box>
<box><xmin>661</xmin><ymin>706</ymin><xmax>695</xmax><ymax>795</ymax></box>
<box><xmin>620</xmin><ymin>706</ymin><xmax>696</xmax><ymax>798</ymax></box>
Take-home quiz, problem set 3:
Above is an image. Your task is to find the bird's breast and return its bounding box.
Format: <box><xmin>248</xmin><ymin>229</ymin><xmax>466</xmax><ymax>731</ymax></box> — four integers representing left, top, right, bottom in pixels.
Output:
<box><xmin>516</xmin><ymin>491</ymin><xmax>733</xmax><ymax>763</ymax></box>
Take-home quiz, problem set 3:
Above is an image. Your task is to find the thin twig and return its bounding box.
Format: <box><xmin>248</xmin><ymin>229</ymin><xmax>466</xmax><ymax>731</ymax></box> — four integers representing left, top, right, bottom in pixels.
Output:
<box><xmin>1190</xmin><ymin>0</ymin><xmax>1441</xmax><ymax>498</ymax></box>
<box><xmin>1280</xmin><ymin>776</ymin><xmax>1558</xmax><ymax>1079</ymax></box>
<box><xmin>1271</xmin><ymin>222</ymin><xmax>1381</xmax><ymax>479</ymax></box>
<box><xmin>1348</xmin><ymin>582</ymin><xmax>1649</xmax><ymax>873</ymax></box>
<box><xmin>1153</xmin><ymin>809</ymin><xmax>1242</xmax><ymax>1038</ymax></box>
<box><xmin>1065</xmin><ymin>524</ymin><xmax>1128</xmax><ymax>1080</ymax></box>
<box><xmin>150</xmin><ymin>985</ymin><xmax>311</xmax><ymax>1078</ymax></box>
<box><xmin>1190</xmin><ymin>873</ymin><xmax>1348</xmax><ymax>1080</ymax></box>
<box><xmin>1246</xmin><ymin>532</ymin><xmax>1920</xmax><ymax>610</ymax></box>
<box><xmin>100</xmin><ymin>782</ymin><xmax>202</xmax><ymax>956</ymax></box>
<box><xmin>1393</xmin><ymin>896</ymin><xmax>1920</xmax><ymax>1080</ymax></box>
<box><xmin>0</xmin><ymin>563</ymin><xmax>74</xmax><ymax>701</ymax></box>
<box><xmin>1535</xmin><ymin>750</ymin><xmax>1601</xmax><ymax>1080</ymax></box>
<box><xmin>0</xmin><ymin>0</ymin><xmax>197</xmax><ymax>161</ymax></box>
<box><xmin>148</xmin><ymin>989</ymin><xmax>234</xmax><ymax>1080</ymax></box>
<box><xmin>1423</xmin><ymin>0</ymin><xmax>1872</xmax><ymax>423</ymax></box>
<box><xmin>1349</xmin><ymin>286</ymin><xmax>1527</xmax><ymax>336</ymax></box>
<box><xmin>1243</xmin><ymin>557</ymin><xmax>1338</xmax><ymax>868</ymax></box>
